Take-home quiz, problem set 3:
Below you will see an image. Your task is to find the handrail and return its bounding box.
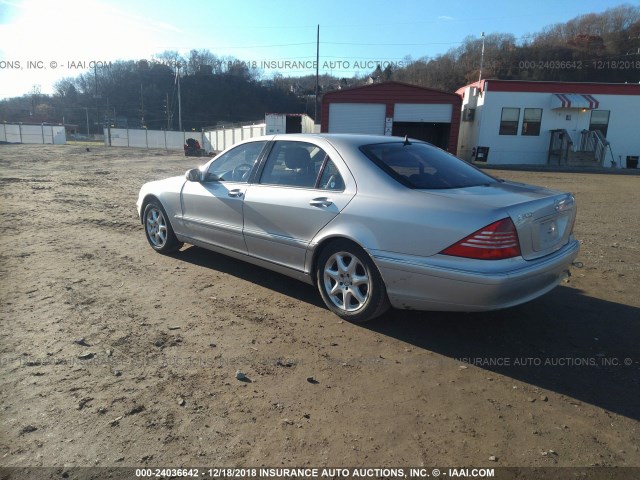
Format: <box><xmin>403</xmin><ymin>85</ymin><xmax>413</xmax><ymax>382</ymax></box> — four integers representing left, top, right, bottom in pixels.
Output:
<box><xmin>579</xmin><ymin>129</ymin><xmax>610</xmax><ymax>166</ymax></box>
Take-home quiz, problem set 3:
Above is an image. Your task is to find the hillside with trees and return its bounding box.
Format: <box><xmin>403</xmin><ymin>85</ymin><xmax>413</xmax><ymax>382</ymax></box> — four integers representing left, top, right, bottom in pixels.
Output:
<box><xmin>0</xmin><ymin>4</ymin><xmax>638</xmax><ymax>133</ymax></box>
<box><xmin>392</xmin><ymin>4</ymin><xmax>640</xmax><ymax>91</ymax></box>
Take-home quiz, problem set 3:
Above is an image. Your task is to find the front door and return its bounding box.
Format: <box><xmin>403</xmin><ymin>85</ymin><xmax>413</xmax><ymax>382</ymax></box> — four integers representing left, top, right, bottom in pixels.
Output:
<box><xmin>180</xmin><ymin>141</ymin><xmax>268</xmax><ymax>254</ymax></box>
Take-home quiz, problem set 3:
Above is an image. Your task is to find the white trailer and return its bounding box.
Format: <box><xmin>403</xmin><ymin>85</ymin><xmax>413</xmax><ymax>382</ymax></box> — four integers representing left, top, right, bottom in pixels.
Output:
<box><xmin>265</xmin><ymin>113</ymin><xmax>317</xmax><ymax>134</ymax></box>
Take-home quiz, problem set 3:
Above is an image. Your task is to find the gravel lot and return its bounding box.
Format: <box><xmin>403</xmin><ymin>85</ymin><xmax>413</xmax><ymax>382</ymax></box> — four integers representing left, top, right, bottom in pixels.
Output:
<box><xmin>0</xmin><ymin>144</ymin><xmax>638</xmax><ymax>476</ymax></box>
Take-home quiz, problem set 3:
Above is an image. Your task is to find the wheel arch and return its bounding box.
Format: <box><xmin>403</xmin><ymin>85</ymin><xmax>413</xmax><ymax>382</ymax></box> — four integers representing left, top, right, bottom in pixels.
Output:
<box><xmin>311</xmin><ymin>234</ymin><xmax>390</xmax><ymax>322</ymax></box>
<box><xmin>139</xmin><ymin>194</ymin><xmax>162</xmax><ymax>224</ymax></box>
<box><xmin>309</xmin><ymin>234</ymin><xmax>377</xmax><ymax>287</ymax></box>
<box><xmin>141</xmin><ymin>195</ymin><xmax>184</xmax><ymax>253</ymax></box>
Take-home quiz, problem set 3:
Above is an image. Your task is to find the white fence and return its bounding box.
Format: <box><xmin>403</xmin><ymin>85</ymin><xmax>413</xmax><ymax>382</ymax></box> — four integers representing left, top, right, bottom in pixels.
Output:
<box><xmin>204</xmin><ymin>124</ymin><xmax>266</xmax><ymax>151</ymax></box>
<box><xmin>103</xmin><ymin>124</ymin><xmax>266</xmax><ymax>152</ymax></box>
<box><xmin>1</xmin><ymin>123</ymin><xmax>66</xmax><ymax>144</ymax></box>
<box><xmin>104</xmin><ymin>128</ymin><xmax>212</xmax><ymax>151</ymax></box>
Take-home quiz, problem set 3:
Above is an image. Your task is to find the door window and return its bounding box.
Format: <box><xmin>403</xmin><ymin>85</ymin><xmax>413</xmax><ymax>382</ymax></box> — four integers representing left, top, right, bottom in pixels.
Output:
<box><xmin>589</xmin><ymin>110</ymin><xmax>610</xmax><ymax>137</ymax></box>
<box><xmin>205</xmin><ymin>141</ymin><xmax>267</xmax><ymax>182</ymax></box>
<box><xmin>318</xmin><ymin>159</ymin><xmax>345</xmax><ymax>191</ymax></box>
<box><xmin>259</xmin><ymin>141</ymin><xmax>326</xmax><ymax>188</ymax></box>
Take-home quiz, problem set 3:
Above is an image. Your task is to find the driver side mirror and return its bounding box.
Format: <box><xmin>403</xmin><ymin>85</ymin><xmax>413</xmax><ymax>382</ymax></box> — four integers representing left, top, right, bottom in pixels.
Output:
<box><xmin>185</xmin><ymin>168</ymin><xmax>202</xmax><ymax>182</ymax></box>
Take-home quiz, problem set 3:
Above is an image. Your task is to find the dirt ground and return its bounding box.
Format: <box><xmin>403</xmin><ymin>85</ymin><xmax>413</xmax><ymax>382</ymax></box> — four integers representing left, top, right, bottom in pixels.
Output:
<box><xmin>0</xmin><ymin>144</ymin><xmax>638</xmax><ymax>475</ymax></box>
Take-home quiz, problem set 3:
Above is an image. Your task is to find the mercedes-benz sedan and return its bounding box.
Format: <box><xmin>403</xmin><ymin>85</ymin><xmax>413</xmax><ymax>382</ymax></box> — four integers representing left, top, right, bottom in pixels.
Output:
<box><xmin>137</xmin><ymin>134</ymin><xmax>579</xmax><ymax>322</ymax></box>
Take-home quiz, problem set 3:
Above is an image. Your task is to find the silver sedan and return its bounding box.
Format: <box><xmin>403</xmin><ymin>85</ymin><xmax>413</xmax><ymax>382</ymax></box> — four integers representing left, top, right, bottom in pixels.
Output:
<box><xmin>136</xmin><ymin>134</ymin><xmax>579</xmax><ymax>322</ymax></box>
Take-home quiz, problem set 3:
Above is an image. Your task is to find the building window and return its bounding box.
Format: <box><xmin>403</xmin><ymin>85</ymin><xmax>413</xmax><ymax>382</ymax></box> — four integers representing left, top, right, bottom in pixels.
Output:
<box><xmin>499</xmin><ymin>108</ymin><xmax>520</xmax><ymax>135</ymax></box>
<box><xmin>462</xmin><ymin>107</ymin><xmax>475</xmax><ymax>121</ymax></box>
<box><xmin>521</xmin><ymin>108</ymin><xmax>542</xmax><ymax>136</ymax></box>
<box><xmin>589</xmin><ymin>110</ymin><xmax>610</xmax><ymax>137</ymax></box>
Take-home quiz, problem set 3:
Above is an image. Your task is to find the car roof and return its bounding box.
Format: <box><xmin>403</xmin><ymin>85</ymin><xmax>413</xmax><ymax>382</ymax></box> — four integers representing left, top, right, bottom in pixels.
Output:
<box><xmin>242</xmin><ymin>133</ymin><xmax>417</xmax><ymax>151</ymax></box>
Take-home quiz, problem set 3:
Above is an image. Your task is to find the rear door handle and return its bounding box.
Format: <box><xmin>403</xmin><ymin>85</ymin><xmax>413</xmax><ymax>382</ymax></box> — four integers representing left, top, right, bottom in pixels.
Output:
<box><xmin>228</xmin><ymin>189</ymin><xmax>244</xmax><ymax>198</ymax></box>
<box><xmin>309</xmin><ymin>197</ymin><xmax>333</xmax><ymax>208</ymax></box>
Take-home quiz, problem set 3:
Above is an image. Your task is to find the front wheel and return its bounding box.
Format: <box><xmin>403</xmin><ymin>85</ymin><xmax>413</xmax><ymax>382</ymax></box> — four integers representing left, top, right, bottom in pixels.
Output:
<box><xmin>143</xmin><ymin>200</ymin><xmax>183</xmax><ymax>254</ymax></box>
<box><xmin>316</xmin><ymin>240</ymin><xmax>390</xmax><ymax>323</ymax></box>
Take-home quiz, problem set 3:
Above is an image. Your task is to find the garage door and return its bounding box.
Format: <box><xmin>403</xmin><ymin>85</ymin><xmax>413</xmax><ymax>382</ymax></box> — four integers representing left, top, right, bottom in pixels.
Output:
<box><xmin>393</xmin><ymin>103</ymin><xmax>452</xmax><ymax>123</ymax></box>
<box><xmin>328</xmin><ymin>103</ymin><xmax>386</xmax><ymax>134</ymax></box>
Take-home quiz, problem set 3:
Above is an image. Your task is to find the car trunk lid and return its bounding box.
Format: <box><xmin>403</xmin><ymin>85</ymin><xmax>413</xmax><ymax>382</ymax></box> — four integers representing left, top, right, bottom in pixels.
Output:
<box><xmin>424</xmin><ymin>181</ymin><xmax>577</xmax><ymax>260</ymax></box>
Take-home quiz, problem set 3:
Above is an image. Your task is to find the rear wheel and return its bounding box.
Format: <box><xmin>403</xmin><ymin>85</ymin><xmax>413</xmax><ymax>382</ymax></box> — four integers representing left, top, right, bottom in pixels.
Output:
<box><xmin>316</xmin><ymin>240</ymin><xmax>390</xmax><ymax>323</ymax></box>
<box><xmin>143</xmin><ymin>200</ymin><xmax>183</xmax><ymax>253</ymax></box>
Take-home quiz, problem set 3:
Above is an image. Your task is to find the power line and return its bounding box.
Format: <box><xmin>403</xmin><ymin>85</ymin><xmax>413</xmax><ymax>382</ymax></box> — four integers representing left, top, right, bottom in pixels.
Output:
<box><xmin>323</xmin><ymin>41</ymin><xmax>463</xmax><ymax>46</ymax></box>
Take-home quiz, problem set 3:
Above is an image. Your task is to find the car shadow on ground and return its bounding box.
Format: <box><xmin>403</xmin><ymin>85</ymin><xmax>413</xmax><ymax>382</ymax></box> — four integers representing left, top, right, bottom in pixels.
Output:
<box><xmin>176</xmin><ymin>246</ymin><xmax>639</xmax><ymax>421</ymax></box>
<box><xmin>176</xmin><ymin>245</ymin><xmax>324</xmax><ymax>308</ymax></box>
<box><xmin>369</xmin><ymin>286</ymin><xmax>640</xmax><ymax>421</ymax></box>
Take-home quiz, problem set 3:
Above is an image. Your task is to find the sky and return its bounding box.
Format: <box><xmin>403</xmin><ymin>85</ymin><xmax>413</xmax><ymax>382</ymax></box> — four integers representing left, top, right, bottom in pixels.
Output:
<box><xmin>0</xmin><ymin>0</ymin><xmax>637</xmax><ymax>99</ymax></box>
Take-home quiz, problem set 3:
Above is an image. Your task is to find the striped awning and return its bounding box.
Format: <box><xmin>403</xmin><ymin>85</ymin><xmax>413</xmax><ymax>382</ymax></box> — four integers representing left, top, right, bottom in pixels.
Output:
<box><xmin>552</xmin><ymin>93</ymin><xmax>600</xmax><ymax>109</ymax></box>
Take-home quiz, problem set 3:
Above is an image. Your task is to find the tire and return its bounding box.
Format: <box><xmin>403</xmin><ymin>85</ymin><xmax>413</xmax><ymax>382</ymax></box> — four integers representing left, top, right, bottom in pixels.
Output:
<box><xmin>316</xmin><ymin>240</ymin><xmax>390</xmax><ymax>323</ymax></box>
<box><xmin>143</xmin><ymin>200</ymin><xmax>183</xmax><ymax>254</ymax></box>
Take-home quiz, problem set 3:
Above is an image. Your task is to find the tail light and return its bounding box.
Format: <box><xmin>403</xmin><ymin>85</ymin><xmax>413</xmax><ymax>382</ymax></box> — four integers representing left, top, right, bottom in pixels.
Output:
<box><xmin>441</xmin><ymin>218</ymin><xmax>521</xmax><ymax>260</ymax></box>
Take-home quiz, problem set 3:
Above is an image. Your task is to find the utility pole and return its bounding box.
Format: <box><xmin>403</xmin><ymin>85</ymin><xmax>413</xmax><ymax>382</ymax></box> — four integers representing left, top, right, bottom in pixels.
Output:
<box><xmin>166</xmin><ymin>92</ymin><xmax>170</xmax><ymax>130</ymax></box>
<box><xmin>140</xmin><ymin>83</ymin><xmax>145</xmax><ymax>127</ymax></box>
<box><xmin>93</xmin><ymin>65</ymin><xmax>101</xmax><ymax>132</ymax></box>
<box><xmin>177</xmin><ymin>63</ymin><xmax>183</xmax><ymax>131</ymax></box>
<box><xmin>315</xmin><ymin>24</ymin><xmax>319</xmax><ymax>123</ymax></box>
<box><xmin>478</xmin><ymin>32</ymin><xmax>485</xmax><ymax>83</ymax></box>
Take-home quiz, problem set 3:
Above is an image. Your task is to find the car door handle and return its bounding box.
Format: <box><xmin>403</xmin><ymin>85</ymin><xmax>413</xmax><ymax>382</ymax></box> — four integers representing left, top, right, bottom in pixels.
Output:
<box><xmin>228</xmin><ymin>189</ymin><xmax>244</xmax><ymax>198</ymax></box>
<box><xmin>309</xmin><ymin>197</ymin><xmax>333</xmax><ymax>208</ymax></box>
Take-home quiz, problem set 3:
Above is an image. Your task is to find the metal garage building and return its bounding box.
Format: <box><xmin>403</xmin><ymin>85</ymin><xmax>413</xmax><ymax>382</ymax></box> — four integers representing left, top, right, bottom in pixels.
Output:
<box><xmin>321</xmin><ymin>81</ymin><xmax>461</xmax><ymax>154</ymax></box>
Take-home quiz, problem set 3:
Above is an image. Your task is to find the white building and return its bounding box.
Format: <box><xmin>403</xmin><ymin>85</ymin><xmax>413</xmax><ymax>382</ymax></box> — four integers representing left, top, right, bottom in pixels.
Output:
<box><xmin>456</xmin><ymin>80</ymin><xmax>640</xmax><ymax>168</ymax></box>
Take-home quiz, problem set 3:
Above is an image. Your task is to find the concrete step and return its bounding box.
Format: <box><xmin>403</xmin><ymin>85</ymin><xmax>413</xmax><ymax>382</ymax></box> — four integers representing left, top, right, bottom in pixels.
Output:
<box><xmin>567</xmin><ymin>151</ymin><xmax>602</xmax><ymax>167</ymax></box>
<box><xmin>567</xmin><ymin>159</ymin><xmax>602</xmax><ymax>167</ymax></box>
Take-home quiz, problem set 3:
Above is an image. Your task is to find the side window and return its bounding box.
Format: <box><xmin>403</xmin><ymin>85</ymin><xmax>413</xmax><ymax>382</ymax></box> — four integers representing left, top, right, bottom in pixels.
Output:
<box><xmin>318</xmin><ymin>159</ymin><xmax>345</xmax><ymax>191</ymax></box>
<box><xmin>259</xmin><ymin>141</ymin><xmax>325</xmax><ymax>188</ymax></box>
<box><xmin>499</xmin><ymin>107</ymin><xmax>520</xmax><ymax>135</ymax></box>
<box><xmin>205</xmin><ymin>141</ymin><xmax>267</xmax><ymax>182</ymax></box>
<box><xmin>521</xmin><ymin>108</ymin><xmax>542</xmax><ymax>136</ymax></box>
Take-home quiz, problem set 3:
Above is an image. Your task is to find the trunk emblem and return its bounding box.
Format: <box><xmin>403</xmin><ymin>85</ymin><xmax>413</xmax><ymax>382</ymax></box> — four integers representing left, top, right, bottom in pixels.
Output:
<box><xmin>555</xmin><ymin>195</ymin><xmax>575</xmax><ymax>212</ymax></box>
<box><xmin>516</xmin><ymin>212</ymin><xmax>533</xmax><ymax>223</ymax></box>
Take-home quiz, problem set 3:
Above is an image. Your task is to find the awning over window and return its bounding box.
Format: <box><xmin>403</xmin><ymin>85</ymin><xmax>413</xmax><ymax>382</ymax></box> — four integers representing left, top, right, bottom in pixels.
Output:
<box><xmin>552</xmin><ymin>93</ymin><xmax>600</xmax><ymax>109</ymax></box>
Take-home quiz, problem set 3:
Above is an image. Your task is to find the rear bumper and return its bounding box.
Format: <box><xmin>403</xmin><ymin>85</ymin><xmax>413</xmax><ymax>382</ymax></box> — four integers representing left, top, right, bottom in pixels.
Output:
<box><xmin>371</xmin><ymin>239</ymin><xmax>580</xmax><ymax>312</ymax></box>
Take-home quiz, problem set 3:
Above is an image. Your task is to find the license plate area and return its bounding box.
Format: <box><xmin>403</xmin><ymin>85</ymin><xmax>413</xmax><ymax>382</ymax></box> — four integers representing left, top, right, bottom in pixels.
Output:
<box><xmin>532</xmin><ymin>213</ymin><xmax>571</xmax><ymax>252</ymax></box>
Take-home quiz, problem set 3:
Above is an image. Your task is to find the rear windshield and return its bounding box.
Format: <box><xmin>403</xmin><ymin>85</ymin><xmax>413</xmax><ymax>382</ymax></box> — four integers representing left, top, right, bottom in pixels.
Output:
<box><xmin>360</xmin><ymin>142</ymin><xmax>497</xmax><ymax>189</ymax></box>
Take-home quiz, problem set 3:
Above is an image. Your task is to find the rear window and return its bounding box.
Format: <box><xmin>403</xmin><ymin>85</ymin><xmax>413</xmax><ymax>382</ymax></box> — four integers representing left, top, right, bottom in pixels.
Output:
<box><xmin>360</xmin><ymin>142</ymin><xmax>497</xmax><ymax>189</ymax></box>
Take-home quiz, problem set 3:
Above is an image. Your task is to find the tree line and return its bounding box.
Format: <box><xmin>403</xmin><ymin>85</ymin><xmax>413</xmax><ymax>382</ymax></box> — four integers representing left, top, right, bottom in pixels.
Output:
<box><xmin>0</xmin><ymin>4</ymin><xmax>638</xmax><ymax>134</ymax></box>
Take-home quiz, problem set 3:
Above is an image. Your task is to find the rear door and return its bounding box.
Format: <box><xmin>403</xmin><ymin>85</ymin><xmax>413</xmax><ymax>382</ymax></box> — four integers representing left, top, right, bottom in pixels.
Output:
<box><xmin>242</xmin><ymin>140</ymin><xmax>356</xmax><ymax>271</ymax></box>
